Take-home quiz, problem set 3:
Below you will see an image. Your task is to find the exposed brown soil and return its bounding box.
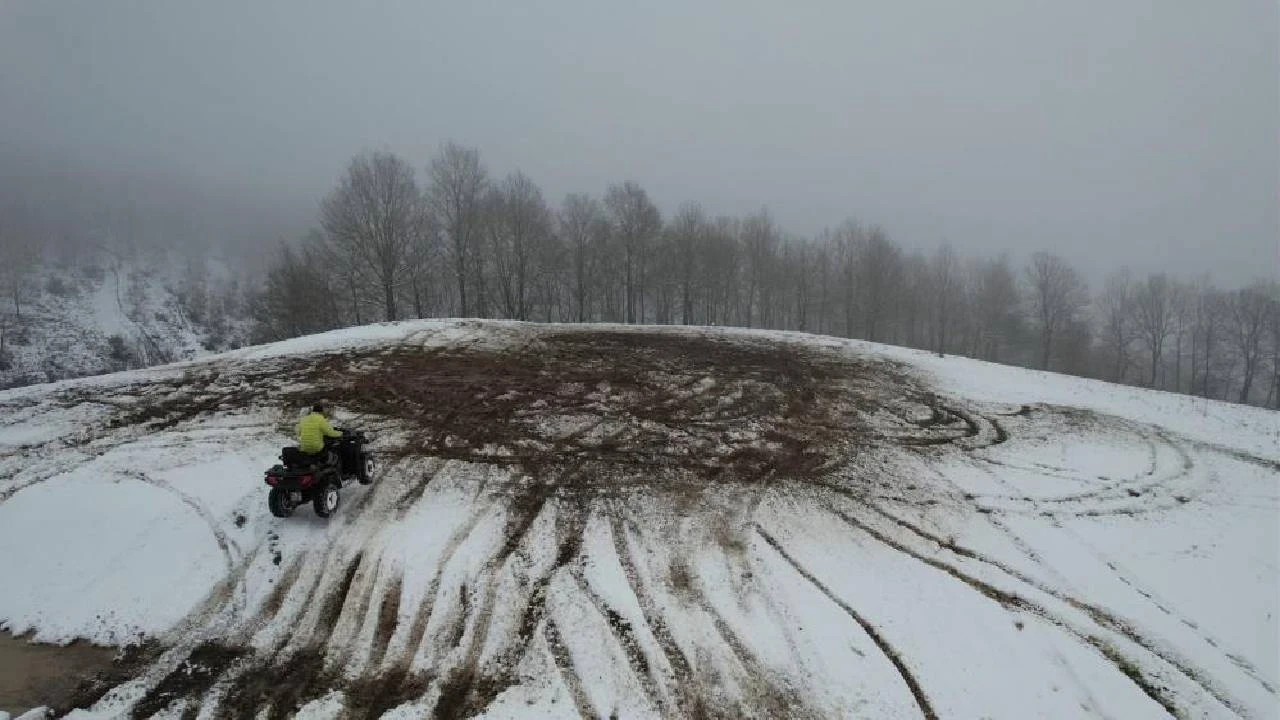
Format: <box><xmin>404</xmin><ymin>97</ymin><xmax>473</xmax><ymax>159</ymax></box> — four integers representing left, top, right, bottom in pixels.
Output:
<box><xmin>0</xmin><ymin>630</ymin><xmax>118</xmax><ymax>715</ymax></box>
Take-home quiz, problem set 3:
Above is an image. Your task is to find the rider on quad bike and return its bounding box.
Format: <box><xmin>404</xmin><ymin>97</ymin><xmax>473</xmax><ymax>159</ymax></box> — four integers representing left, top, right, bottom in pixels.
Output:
<box><xmin>298</xmin><ymin>402</ymin><xmax>343</xmax><ymax>464</ymax></box>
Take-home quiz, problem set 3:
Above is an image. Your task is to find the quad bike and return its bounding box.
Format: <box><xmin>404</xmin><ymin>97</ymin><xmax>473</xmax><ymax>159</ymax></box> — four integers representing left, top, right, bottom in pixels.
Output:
<box><xmin>264</xmin><ymin>429</ymin><xmax>374</xmax><ymax>518</ymax></box>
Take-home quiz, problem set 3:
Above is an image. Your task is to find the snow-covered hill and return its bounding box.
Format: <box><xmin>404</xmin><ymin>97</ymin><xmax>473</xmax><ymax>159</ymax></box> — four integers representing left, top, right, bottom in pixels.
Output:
<box><xmin>0</xmin><ymin>320</ymin><xmax>1276</xmax><ymax>719</ymax></box>
<box><xmin>0</xmin><ymin>261</ymin><xmax>252</xmax><ymax>389</ymax></box>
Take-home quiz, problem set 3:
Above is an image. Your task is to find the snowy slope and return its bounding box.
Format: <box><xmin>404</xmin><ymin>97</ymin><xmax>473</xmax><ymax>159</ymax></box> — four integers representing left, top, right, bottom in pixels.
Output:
<box><xmin>1</xmin><ymin>263</ymin><xmax>249</xmax><ymax>390</ymax></box>
<box><xmin>0</xmin><ymin>320</ymin><xmax>1275</xmax><ymax>719</ymax></box>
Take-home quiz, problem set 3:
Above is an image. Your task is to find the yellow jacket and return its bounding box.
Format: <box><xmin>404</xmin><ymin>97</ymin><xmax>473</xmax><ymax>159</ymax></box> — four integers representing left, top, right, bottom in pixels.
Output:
<box><xmin>297</xmin><ymin>412</ymin><xmax>341</xmax><ymax>453</ymax></box>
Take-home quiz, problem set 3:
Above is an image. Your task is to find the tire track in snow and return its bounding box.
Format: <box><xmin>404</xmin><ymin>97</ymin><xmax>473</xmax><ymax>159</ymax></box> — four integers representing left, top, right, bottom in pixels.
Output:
<box><xmin>544</xmin><ymin>615</ymin><xmax>598</xmax><ymax>719</ymax></box>
<box><xmin>973</xmin><ymin>432</ymin><xmax>1161</xmax><ymax>505</ymax></box>
<box><xmin>606</xmin><ymin>511</ymin><xmax>709</xmax><ymax>719</ymax></box>
<box><xmin>330</xmin><ymin>550</ymin><xmax>385</xmax><ymax>670</ymax></box>
<box><xmin>132</xmin><ymin>471</ymin><xmax>239</xmax><ymax>570</ymax></box>
<box><xmin>625</xmin><ymin>513</ymin><xmax>784</xmax><ymax>711</ymax></box>
<box><xmin>398</xmin><ymin>497</ymin><xmax>493</xmax><ymax>672</ymax></box>
<box><xmin>969</xmin><ymin>431</ymin><xmax>1205</xmax><ymax>519</ymax></box>
<box><xmin>1187</xmin><ymin>439</ymin><xmax>1280</xmax><ymax>473</ymax></box>
<box><xmin>257</xmin><ymin>541</ymin><xmax>339</xmax><ymax>659</ymax></box>
<box><xmin>754</xmin><ymin>526</ymin><xmax>939</xmax><ymax>720</ymax></box>
<box><xmin>430</xmin><ymin>493</ymin><xmax>554</xmax><ymax>716</ymax></box>
<box><xmin>1054</xmin><ymin>519</ymin><xmax>1277</xmax><ymax>697</ymax></box>
<box><xmin>829</xmin><ymin>500</ymin><xmax>1248</xmax><ymax>718</ymax></box>
<box><xmin>566</xmin><ymin>563</ymin><xmax>670</xmax><ymax>715</ymax></box>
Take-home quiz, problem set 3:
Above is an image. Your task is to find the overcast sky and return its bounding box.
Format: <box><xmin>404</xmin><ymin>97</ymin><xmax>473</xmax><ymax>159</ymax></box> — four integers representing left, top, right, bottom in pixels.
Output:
<box><xmin>1</xmin><ymin>0</ymin><xmax>1276</xmax><ymax>284</ymax></box>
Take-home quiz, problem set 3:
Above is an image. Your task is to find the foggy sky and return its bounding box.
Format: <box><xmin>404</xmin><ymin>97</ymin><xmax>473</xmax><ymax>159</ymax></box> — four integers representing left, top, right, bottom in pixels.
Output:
<box><xmin>1</xmin><ymin>0</ymin><xmax>1276</xmax><ymax>285</ymax></box>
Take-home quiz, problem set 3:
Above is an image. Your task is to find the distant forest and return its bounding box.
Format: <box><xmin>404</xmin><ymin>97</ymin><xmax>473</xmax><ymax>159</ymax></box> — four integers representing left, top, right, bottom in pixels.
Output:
<box><xmin>1</xmin><ymin>144</ymin><xmax>1277</xmax><ymax>407</ymax></box>
<box><xmin>252</xmin><ymin>145</ymin><xmax>1279</xmax><ymax>409</ymax></box>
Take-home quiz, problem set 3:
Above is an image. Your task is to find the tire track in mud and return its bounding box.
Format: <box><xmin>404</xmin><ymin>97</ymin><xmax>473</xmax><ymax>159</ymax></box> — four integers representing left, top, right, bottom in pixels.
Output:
<box><xmin>606</xmin><ymin>512</ymin><xmax>707</xmax><ymax>719</ymax></box>
<box><xmin>251</xmin><ymin>541</ymin><xmax>341</xmax><ymax>659</ymax></box>
<box><xmin>543</xmin><ymin>615</ymin><xmax>598</xmax><ymax>718</ymax></box>
<box><xmin>687</xmin><ymin>576</ymin><xmax>813</xmax><ymax>719</ymax></box>
<box><xmin>623</xmin><ymin>510</ymin><xmax>814</xmax><ymax>718</ymax></box>
<box><xmin>566</xmin><ymin>563</ymin><xmax>670</xmax><ymax>715</ymax></box>
<box><xmin>398</xmin><ymin>499</ymin><xmax>494</xmax><ymax>673</ymax></box>
<box><xmin>257</xmin><ymin>555</ymin><xmax>305</xmax><ymax>625</ymax></box>
<box><xmin>367</xmin><ymin>572</ymin><xmax>404</xmax><ymax>672</ymax></box>
<box><xmin>828</xmin><ymin>499</ymin><xmax>1250</xmax><ymax>718</ymax></box>
<box><xmin>313</xmin><ymin>553</ymin><xmax>365</xmax><ymax>649</ymax></box>
<box><xmin>754</xmin><ymin>527</ymin><xmax>939</xmax><ymax>720</ymax></box>
<box><xmin>429</xmin><ymin>492</ymin><xmax>558</xmax><ymax>717</ymax></box>
<box><xmin>331</xmin><ymin>551</ymin><xmax>385</xmax><ymax>671</ymax></box>
<box><xmin>392</xmin><ymin>459</ymin><xmax>444</xmax><ymax>517</ymax></box>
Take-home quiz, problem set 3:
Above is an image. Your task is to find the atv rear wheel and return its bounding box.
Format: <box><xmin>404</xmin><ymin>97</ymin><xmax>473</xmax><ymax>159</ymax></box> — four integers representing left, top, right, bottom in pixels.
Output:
<box><xmin>357</xmin><ymin>453</ymin><xmax>374</xmax><ymax>485</ymax></box>
<box><xmin>268</xmin><ymin>487</ymin><xmax>294</xmax><ymax>518</ymax></box>
<box><xmin>313</xmin><ymin>482</ymin><xmax>340</xmax><ymax>518</ymax></box>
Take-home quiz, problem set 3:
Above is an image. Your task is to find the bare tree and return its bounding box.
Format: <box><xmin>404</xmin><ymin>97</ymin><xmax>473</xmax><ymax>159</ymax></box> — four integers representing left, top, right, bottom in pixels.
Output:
<box><xmin>1168</xmin><ymin>281</ymin><xmax>1194</xmax><ymax>392</ymax></box>
<box><xmin>700</xmin><ymin>217</ymin><xmax>740</xmax><ymax>326</ymax></box>
<box><xmin>1025</xmin><ymin>252</ymin><xmax>1087</xmax><ymax>370</ymax></box>
<box><xmin>1265</xmin><ymin>284</ymin><xmax>1280</xmax><ymax>408</ymax></box>
<box><xmin>970</xmin><ymin>255</ymin><xmax>1022</xmax><ymax>362</ymax></box>
<box><xmin>427</xmin><ymin>143</ymin><xmax>488</xmax><ymax>317</ymax></box>
<box><xmin>929</xmin><ymin>245</ymin><xmax>963</xmax><ymax>355</ymax></box>
<box><xmin>1189</xmin><ymin>281</ymin><xmax>1223</xmax><ymax>398</ymax></box>
<box><xmin>404</xmin><ymin>206</ymin><xmax>439</xmax><ymax>318</ymax></box>
<box><xmin>558</xmin><ymin>194</ymin><xmax>607</xmax><ymax>322</ymax></box>
<box><xmin>858</xmin><ymin>227</ymin><xmax>902</xmax><ymax>342</ymax></box>
<box><xmin>1130</xmin><ymin>274</ymin><xmax>1174</xmax><ymax>387</ymax></box>
<box><xmin>832</xmin><ymin>221</ymin><xmax>862</xmax><ymax>338</ymax></box>
<box><xmin>485</xmin><ymin>172</ymin><xmax>552</xmax><ymax>321</ymax></box>
<box><xmin>0</xmin><ymin>209</ymin><xmax>42</xmax><ymax>318</ymax></box>
<box><xmin>668</xmin><ymin>202</ymin><xmax>707</xmax><ymax>325</ymax></box>
<box><xmin>740</xmin><ymin>209</ymin><xmax>779</xmax><ymax>328</ymax></box>
<box><xmin>603</xmin><ymin>182</ymin><xmax>661</xmax><ymax>324</ymax></box>
<box><xmin>1227</xmin><ymin>284</ymin><xmax>1271</xmax><ymax>403</ymax></box>
<box><xmin>1097</xmin><ymin>269</ymin><xmax>1135</xmax><ymax>382</ymax></box>
<box><xmin>253</xmin><ymin>241</ymin><xmax>343</xmax><ymax>341</ymax></box>
<box><xmin>319</xmin><ymin>151</ymin><xmax>420</xmax><ymax>321</ymax></box>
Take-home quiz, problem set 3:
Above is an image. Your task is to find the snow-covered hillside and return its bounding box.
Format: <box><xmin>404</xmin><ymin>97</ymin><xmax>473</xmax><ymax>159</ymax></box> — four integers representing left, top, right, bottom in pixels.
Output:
<box><xmin>0</xmin><ymin>261</ymin><xmax>252</xmax><ymax>389</ymax></box>
<box><xmin>0</xmin><ymin>320</ymin><xmax>1275</xmax><ymax>719</ymax></box>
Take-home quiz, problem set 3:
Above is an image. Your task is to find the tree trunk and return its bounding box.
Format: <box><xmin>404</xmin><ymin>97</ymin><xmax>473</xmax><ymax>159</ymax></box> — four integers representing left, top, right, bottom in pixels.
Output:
<box><xmin>1201</xmin><ymin>327</ymin><xmax>1213</xmax><ymax>398</ymax></box>
<box><xmin>383</xmin><ymin>281</ymin><xmax>397</xmax><ymax>322</ymax></box>
<box><xmin>1174</xmin><ymin>331</ymin><xmax>1183</xmax><ymax>392</ymax></box>
<box><xmin>625</xmin><ymin>246</ymin><xmax>634</xmax><ymax>324</ymax></box>
<box><xmin>455</xmin><ymin>246</ymin><xmax>469</xmax><ymax>317</ymax></box>
<box><xmin>349</xmin><ymin>276</ymin><xmax>362</xmax><ymax>325</ymax></box>
<box><xmin>1239</xmin><ymin>362</ymin><xmax>1255</xmax><ymax>404</ymax></box>
<box><xmin>1190</xmin><ymin>331</ymin><xmax>1199</xmax><ymax>398</ymax></box>
<box><xmin>575</xmin><ymin>251</ymin><xmax>586</xmax><ymax>323</ymax></box>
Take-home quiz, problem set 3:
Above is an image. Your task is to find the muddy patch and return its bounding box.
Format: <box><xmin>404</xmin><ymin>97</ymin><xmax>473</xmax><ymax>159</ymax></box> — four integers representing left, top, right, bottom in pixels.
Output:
<box><xmin>0</xmin><ymin>630</ymin><xmax>120</xmax><ymax>715</ymax></box>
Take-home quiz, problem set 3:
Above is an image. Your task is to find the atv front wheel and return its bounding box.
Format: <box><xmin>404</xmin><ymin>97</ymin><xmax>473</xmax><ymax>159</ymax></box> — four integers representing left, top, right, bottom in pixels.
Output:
<box><xmin>313</xmin><ymin>482</ymin><xmax>340</xmax><ymax>518</ymax></box>
<box><xmin>357</xmin><ymin>454</ymin><xmax>375</xmax><ymax>485</ymax></box>
<box><xmin>268</xmin><ymin>487</ymin><xmax>294</xmax><ymax>518</ymax></box>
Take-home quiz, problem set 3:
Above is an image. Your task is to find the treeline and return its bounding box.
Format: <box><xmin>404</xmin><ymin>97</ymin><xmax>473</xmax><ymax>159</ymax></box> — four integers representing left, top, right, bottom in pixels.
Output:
<box><xmin>252</xmin><ymin>145</ymin><xmax>1280</xmax><ymax>409</ymax></box>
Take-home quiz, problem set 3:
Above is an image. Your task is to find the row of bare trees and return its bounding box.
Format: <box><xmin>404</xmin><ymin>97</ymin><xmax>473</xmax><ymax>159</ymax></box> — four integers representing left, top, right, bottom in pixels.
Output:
<box><xmin>253</xmin><ymin>145</ymin><xmax>1280</xmax><ymax>408</ymax></box>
